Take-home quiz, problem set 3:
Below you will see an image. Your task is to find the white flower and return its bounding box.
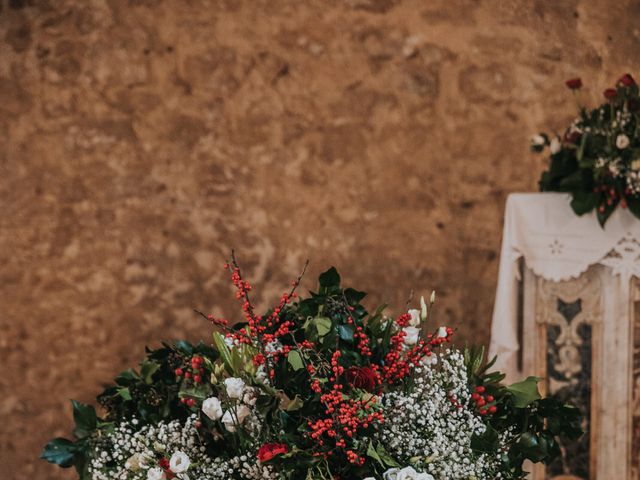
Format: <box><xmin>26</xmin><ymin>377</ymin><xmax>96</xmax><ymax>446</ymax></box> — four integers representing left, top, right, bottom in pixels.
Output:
<box><xmin>169</xmin><ymin>451</ymin><xmax>190</xmax><ymax>473</ymax></box>
<box><xmin>402</xmin><ymin>326</ymin><xmax>420</xmax><ymax>345</ymax></box>
<box><xmin>385</xmin><ymin>467</ymin><xmax>435</xmax><ymax>480</ymax></box>
<box><xmin>632</xmin><ymin>159</ymin><xmax>640</xmax><ymax>171</ymax></box>
<box><xmin>550</xmin><ymin>137</ymin><xmax>561</xmax><ymax>154</ymax></box>
<box><xmin>436</xmin><ymin>326</ymin><xmax>448</xmax><ymax>338</ymax></box>
<box><xmin>201</xmin><ymin>397</ymin><xmax>223</xmax><ymax>420</ymax></box>
<box><xmin>221</xmin><ymin>405</ymin><xmax>251</xmax><ymax>432</ymax></box>
<box><xmin>408</xmin><ymin>309</ymin><xmax>421</xmax><ymax>327</ymax></box>
<box><xmin>243</xmin><ymin>387</ymin><xmax>257</xmax><ymax>406</ymax></box>
<box><xmin>420</xmin><ymin>353</ymin><xmax>438</xmax><ymax>366</ymax></box>
<box><xmin>617</xmin><ymin>134</ymin><xmax>630</xmax><ymax>149</ymax></box>
<box><xmin>147</xmin><ymin>467</ymin><xmax>165</xmax><ymax>480</ymax></box>
<box><xmin>124</xmin><ymin>453</ymin><xmax>143</xmax><ymax>471</ymax></box>
<box><xmin>530</xmin><ymin>134</ymin><xmax>545</xmax><ymax>146</ymax></box>
<box><xmin>224</xmin><ymin>377</ymin><xmax>246</xmax><ymax>399</ymax></box>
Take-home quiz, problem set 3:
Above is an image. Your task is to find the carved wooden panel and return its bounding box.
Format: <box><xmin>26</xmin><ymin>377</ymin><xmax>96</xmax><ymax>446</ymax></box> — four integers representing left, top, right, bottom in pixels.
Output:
<box><xmin>631</xmin><ymin>279</ymin><xmax>640</xmax><ymax>480</ymax></box>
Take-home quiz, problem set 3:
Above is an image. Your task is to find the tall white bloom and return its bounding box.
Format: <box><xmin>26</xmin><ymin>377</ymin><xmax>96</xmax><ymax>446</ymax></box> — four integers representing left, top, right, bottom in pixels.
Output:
<box><xmin>147</xmin><ymin>467</ymin><xmax>165</xmax><ymax>480</ymax></box>
<box><xmin>617</xmin><ymin>134</ymin><xmax>630</xmax><ymax>149</ymax></box>
<box><xmin>224</xmin><ymin>377</ymin><xmax>246</xmax><ymax>399</ymax></box>
<box><xmin>550</xmin><ymin>137</ymin><xmax>562</xmax><ymax>154</ymax></box>
<box><xmin>169</xmin><ymin>451</ymin><xmax>190</xmax><ymax>473</ymax></box>
<box><xmin>202</xmin><ymin>397</ymin><xmax>223</xmax><ymax>420</ymax></box>
<box><xmin>436</xmin><ymin>326</ymin><xmax>448</xmax><ymax>338</ymax></box>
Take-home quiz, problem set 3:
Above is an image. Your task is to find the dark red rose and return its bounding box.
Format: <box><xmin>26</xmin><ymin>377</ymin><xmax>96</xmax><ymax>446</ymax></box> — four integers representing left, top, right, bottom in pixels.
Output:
<box><xmin>257</xmin><ymin>443</ymin><xmax>288</xmax><ymax>463</ymax></box>
<box><xmin>604</xmin><ymin>88</ymin><xmax>617</xmax><ymax>100</ymax></box>
<box><xmin>565</xmin><ymin>77</ymin><xmax>582</xmax><ymax>90</ymax></box>
<box><xmin>564</xmin><ymin>131</ymin><xmax>582</xmax><ymax>144</ymax></box>
<box><xmin>618</xmin><ymin>73</ymin><xmax>636</xmax><ymax>87</ymax></box>
<box><xmin>345</xmin><ymin>366</ymin><xmax>378</xmax><ymax>392</ymax></box>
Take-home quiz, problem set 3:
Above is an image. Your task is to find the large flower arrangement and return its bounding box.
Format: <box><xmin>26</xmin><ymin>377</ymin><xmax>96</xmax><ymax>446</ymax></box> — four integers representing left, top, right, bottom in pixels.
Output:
<box><xmin>42</xmin><ymin>256</ymin><xmax>581</xmax><ymax>479</ymax></box>
<box><xmin>536</xmin><ymin>73</ymin><xmax>640</xmax><ymax>226</ymax></box>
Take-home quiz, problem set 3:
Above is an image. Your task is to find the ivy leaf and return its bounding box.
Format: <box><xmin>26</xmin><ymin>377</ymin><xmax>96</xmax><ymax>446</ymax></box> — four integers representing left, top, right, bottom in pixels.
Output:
<box><xmin>41</xmin><ymin>438</ymin><xmax>77</xmax><ymax>468</ymax></box>
<box><xmin>318</xmin><ymin>267</ymin><xmax>340</xmax><ymax>287</ymax></box>
<box><xmin>116</xmin><ymin>387</ymin><xmax>132</xmax><ymax>401</ymax></box>
<box><xmin>287</xmin><ymin>350</ymin><xmax>304</xmax><ymax>371</ymax></box>
<box><xmin>313</xmin><ymin>317</ymin><xmax>332</xmax><ymax>337</ymax></box>
<box><xmin>140</xmin><ymin>361</ymin><xmax>160</xmax><ymax>384</ymax></box>
<box><xmin>71</xmin><ymin>401</ymin><xmax>97</xmax><ymax>439</ymax></box>
<box><xmin>506</xmin><ymin>376</ymin><xmax>541</xmax><ymax>408</ymax></box>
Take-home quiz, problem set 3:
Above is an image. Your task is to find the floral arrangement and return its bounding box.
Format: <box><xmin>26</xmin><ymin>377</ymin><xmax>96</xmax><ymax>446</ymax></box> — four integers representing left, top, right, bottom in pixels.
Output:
<box><xmin>42</xmin><ymin>255</ymin><xmax>581</xmax><ymax>479</ymax></box>
<box><xmin>535</xmin><ymin>73</ymin><xmax>640</xmax><ymax>226</ymax></box>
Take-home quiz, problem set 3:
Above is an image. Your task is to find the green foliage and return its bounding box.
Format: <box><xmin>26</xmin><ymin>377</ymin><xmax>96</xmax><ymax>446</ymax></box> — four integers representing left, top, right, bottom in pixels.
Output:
<box><xmin>465</xmin><ymin>348</ymin><xmax>583</xmax><ymax>479</ymax></box>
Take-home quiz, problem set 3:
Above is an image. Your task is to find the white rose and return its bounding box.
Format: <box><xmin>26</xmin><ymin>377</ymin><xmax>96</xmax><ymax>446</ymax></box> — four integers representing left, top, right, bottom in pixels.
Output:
<box><xmin>224</xmin><ymin>377</ymin><xmax>246</xmax><ymax>399</ymax></box>
<box><xmin>169</xmin><ymin>451</ymin><xmax>190</xmax><ymax>473</ymax></box>
<box><xmin>530</xmin><ymin>134</ymin><xmax>545</xmax><ymax>146</ymax></box>
<box><xmin>202</xmin><ymin>397</ymin><xmax>223</xmax><ymax>420</ymax></box>
<box><xmin>147</xmin><ymin>467</ymin><xmax>165</xmax><ymax>480</ymax></box>
<box><xmin>221</xmin><ymin>405</ymin><xmax>251</xmax><ymax>432</ymax></box>
<box><xmin>550</xmin><ymin>137</ymin><xmax>561</xmax><ymax>154</ymax></box>
<box><xmin>397</xmin><ymin>467</ymin><xmax>435</xmax><ymax>480</ymax></box>
<box><xmin>617</xmin><ymin>134</ymin><xmax>630</xmax><ymax>149</ymax></box>
<box><xmin>407</xmin><ymin>309</ymin><xmax>421</xmax><ymax>327</ymax></box>
<box><xmin>125</xmin><ymin>453</ymin><xmax>142</xmax><ymax>471</ymax></box>
<box><xmin>402</xmin><ymin>326</ymin><xmax>420</xmax><ymax>345</ymax></box>
<box><xmin>383</xmin><ymin>468</ymin><xmax>400</xmax><ymax>480</ymax></box>
<box><xmin>436</xmin><ymin>326</ymin><xmax>448</xmax><ymax>338</ymax></box>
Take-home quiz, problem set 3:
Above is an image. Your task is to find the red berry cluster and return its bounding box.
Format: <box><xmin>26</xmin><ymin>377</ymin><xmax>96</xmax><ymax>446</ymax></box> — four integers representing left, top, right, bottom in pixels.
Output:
<box><xmin>175</xmin><ymin>355</ymin><xmax>205</xmax><ymax>385</ymax></box>
<box><xmin>306</xmin><ymin>350</ymin><xmax>384</xmax><ymax>466</ymax></box>
<box><xmin>471</xmin><ymin>386</ymin><xmax>497</xmax><ymax>416</ymax></box>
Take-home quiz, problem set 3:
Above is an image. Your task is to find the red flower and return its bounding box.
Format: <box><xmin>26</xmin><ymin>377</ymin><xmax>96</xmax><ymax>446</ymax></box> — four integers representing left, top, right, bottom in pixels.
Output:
<box><xmin>345</xmin><ymin>366</ymin><xmax>378</xmax><ymax>392</ymax></box>
<box><xmin>257</xmin><ymin>443</ymin><xmax>288</xmax><ymax>463</ymax></box>
<box><xmin>604</xmin><ymin>88</ymin><xmax>617</xmax><ymax>100</ymax></box>
<box><xmin>618</xmin><ymin>73</ymin><xmax>636</xmax><ymax>87</ymax></box>
<box><xmin>564</xmin><ymin>131</ymin><xmax>582</xmax><ymax>144</ymax></box>
<box><xmin>565</xmin><ymin>77</ymin><xmax>582</xmax><ymax>90</ymax></box>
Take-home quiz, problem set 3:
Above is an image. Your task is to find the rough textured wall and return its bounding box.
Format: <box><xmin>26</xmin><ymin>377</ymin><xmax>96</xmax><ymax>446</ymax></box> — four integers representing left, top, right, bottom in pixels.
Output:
<box><xmin>1</xmin><ymin>0</ymin><xmax>638</xmax><ymax>478</ymax></box>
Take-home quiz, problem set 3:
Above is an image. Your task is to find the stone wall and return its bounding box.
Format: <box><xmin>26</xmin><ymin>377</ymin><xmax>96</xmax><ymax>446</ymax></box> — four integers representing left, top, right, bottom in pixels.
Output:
<box><xmin>1</xmin><ymin>0</ymin><xmax>638</xmax><ymax>478</ymax></box>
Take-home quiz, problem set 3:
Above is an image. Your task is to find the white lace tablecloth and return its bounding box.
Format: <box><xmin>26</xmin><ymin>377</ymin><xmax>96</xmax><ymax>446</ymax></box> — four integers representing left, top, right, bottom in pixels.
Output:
<box><xmin>489</xmin><ymin>192</ymin><xmax>640</xmax><ymax>381</ymax></box>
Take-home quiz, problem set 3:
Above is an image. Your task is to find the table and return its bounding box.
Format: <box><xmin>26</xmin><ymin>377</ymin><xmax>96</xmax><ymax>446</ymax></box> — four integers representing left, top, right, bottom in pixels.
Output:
<box><xmin>489</xmin><ymin>193</ymin><xmax>640</xmax><ymax>480</ymax></box>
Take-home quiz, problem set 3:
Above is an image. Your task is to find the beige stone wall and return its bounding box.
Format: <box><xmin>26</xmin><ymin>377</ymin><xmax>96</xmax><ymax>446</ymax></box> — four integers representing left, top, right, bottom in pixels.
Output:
<box><xmin>1</xmin><ymin>0</ymin><xmax>638</xmax><ymax>478</ymax></box>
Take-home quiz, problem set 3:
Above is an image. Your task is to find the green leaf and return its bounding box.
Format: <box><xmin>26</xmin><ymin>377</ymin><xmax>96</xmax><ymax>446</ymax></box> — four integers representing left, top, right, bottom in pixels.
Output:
<box><xmin>287</xmin><ymin>350</ymin><xmax>304</xmax><ymax>371</ymax></box>
<box><xmin>507</xmin><ymin>376</ymin><xmax>541</xmax><ymax>408</ymax></box>
<box><xmin>471</xmin><ymin>424</ymin><xmax>500</xmax><ymax>453</ymax></box>
<box><xmin>140</xmin><ymin>361</ymin><xmax>160</xmax><ymax>384</ymax></box>
<box><xmin>337</xmin><ymin>324</ymin><xmax>354</xmax><ymax>342</ymax></box>
<box><xmin>41</xmin><ymin>438</ymin><xmax>77</xmax><ymax>467</ymax></box>
<box><xmin>116</xmin><ymin>387</ymin><xmax>132</xmax><ymax>401</ymax></box>
<box><xmin>376</xmin><ymin>442</ymin><xmax>400</xmax><ymax>467</ymax></box>
<box><xmin>318</xmin><ymin>267</ymin><xmax>340</xmax><ymax>287</ymax></box>
<box><xmin>313</xmin><ymin>317</ymin><xmax>332</xmax><ymax>337</ymax></box>
<box><xmin>285</xmin><ymin>395</ymin><xmax>304</xmax><ymax>411</ymax></box>
<box><xmin>570</xmin><ymin>191</ymin><xmax>596</xmax><ymax>215</ymax></box>
<box><xmin>366</xmin><ymin>440</ymin><xmax>383</xmax><ymax>466</ymax></box>
<box><xmin>71</xmin><ymin>401</ymin><xmax>97</xmax><ymax>439</ymax></box>
<box><xmin>213</xmin><ymin>332</ymin><xmax>234</xmax><ymax>372</ymax></box>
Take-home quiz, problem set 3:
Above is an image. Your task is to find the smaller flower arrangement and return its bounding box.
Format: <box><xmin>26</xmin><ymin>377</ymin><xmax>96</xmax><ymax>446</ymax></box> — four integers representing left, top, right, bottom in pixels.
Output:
<box><xmin>535</xmin><ymin>73</ymin><xmax>640</xmax><ymax>226</ymax></box>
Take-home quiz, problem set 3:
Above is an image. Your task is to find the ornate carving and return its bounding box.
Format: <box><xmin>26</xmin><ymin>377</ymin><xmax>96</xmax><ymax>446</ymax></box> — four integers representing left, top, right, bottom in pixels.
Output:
<box><xmin>631</xmin><ymin>279</ymin><xmax>640</xmax><ymax>480</ymax></box>
<box><xmin>600</xmin><ymin>233</ymin><xmax>640</xmax><ymax>280</ymax></box>
<box><xmin>536</xmin><ymin>269</ymin><xmax>602</xmax><ymax>480</ymax></box>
